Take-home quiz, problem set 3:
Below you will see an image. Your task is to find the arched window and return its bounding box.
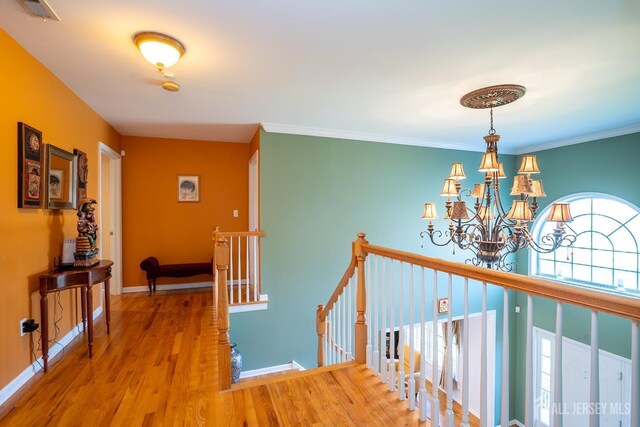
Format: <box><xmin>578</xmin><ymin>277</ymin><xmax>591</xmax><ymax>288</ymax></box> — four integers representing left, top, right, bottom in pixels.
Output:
<box><xmin>530</xmin><ymin>193</ymin><xmax>640</xmax><ymax>292</ymax></box>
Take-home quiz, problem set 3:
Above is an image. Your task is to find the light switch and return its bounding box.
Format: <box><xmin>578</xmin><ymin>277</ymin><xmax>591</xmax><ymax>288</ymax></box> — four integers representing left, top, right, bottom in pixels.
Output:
<box><xmin>233</xmin><ymin>210</ymin><xmax>239</xmax><ymax>218</ymax></box>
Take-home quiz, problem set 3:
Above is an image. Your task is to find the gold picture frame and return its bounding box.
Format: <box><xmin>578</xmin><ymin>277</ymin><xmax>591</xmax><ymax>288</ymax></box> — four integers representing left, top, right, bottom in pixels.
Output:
<box><xmin>178</xmin><ymin>175</ymin><xmax>200</xmax><ymax>202</ymax></box>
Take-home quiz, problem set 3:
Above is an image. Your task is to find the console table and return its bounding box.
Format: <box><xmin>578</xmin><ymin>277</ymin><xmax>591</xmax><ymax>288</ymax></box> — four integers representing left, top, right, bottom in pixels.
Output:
<box><xmin>38</xmin><ymin>260</ymin><xmax>113</xmax><ymax>372</ymax></box>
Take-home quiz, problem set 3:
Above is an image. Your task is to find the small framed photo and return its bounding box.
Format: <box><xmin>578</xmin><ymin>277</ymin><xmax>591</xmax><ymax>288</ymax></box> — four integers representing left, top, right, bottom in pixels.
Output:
<box><xmin>178</xmin><ymin>175</ymin><xmax>199</xmax><ymax>202</ymax></box>
<box><xmin>438</xmin><ymin>297</ymin><xmax>449</xmax><ymax>314</ymax></box>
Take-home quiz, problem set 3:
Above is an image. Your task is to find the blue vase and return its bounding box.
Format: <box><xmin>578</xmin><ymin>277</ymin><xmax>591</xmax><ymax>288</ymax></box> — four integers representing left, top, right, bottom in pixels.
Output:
<box><xmin>230</xmin><ymin>342</ymin><xmax>242</xmax><ymax>384</ymax></box>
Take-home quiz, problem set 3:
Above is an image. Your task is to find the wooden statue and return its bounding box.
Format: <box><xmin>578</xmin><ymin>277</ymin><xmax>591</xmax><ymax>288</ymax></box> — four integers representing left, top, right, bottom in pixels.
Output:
<box><xmin>74</xmin><ymin>198</ymin><xmax>99</xmax><ymax>267</ymax></box>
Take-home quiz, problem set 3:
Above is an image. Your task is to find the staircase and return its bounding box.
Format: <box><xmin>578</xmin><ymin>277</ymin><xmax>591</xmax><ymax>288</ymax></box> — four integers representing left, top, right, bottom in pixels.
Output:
<box><xmin>213</xmin><ymin>233</ymin><xmax>640</xmax><ymax>426</ymax></box>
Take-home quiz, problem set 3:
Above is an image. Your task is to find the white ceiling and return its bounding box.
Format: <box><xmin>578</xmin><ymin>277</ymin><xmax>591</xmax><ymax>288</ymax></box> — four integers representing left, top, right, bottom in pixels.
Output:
<box><xmin>2</xmin><ymin>0</ymin><xmax>639</xmax><ymax>153</ymax></box>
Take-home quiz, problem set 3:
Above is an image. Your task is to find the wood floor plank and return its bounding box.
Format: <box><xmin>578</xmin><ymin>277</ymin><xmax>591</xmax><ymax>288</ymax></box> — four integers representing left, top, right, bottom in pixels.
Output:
<box><xmin>0</xmin><ymin>289</ymin><xmax>477</xmax><ymax>426</ymax></box>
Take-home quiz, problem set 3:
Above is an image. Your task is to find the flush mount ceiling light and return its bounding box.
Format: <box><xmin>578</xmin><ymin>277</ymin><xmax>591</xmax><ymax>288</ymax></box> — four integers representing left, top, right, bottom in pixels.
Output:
<box><xmin>133</xmin><ymin>31</ymin><xmax>186</xmax><ymax>72</ymax></box>
<box><xmin>420</xmin><ymin>84</ymin><xmax>576</xmax><ymax>271</ymax></box>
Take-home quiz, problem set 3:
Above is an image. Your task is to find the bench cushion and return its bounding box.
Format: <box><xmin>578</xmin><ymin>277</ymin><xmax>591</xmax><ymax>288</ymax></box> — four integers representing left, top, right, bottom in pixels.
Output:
<box><xmin>140</xmin><ymin>257</ymin><xmax>213</xmax><ymax>280</ymax></box>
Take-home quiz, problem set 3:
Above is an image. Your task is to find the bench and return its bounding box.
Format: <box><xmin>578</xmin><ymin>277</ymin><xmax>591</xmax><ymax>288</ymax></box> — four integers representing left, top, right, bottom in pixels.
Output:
<box><xmin>139</xmin><ymin>257</ymin><xmax>213</xmax><ymax>294</ymax></box>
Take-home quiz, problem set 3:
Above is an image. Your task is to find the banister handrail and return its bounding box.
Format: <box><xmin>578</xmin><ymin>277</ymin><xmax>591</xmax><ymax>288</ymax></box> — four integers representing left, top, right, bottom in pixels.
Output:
<box><xmin>319</xmin><ymin>256</ymin><xmax>357</xmax><ymax>319</ymax></box>
<box><xmin>363</xmin><ymin>243</ymin><xmax>640</xmax><ymax>320</ymax></box>
<box><xmin>217</xmin><ymin>230</ymin><xmax>267</xmax><ymax>237</ymax></box>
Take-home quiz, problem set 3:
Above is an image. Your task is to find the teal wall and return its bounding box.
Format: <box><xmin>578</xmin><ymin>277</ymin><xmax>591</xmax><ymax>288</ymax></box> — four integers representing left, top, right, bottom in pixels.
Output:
<box><xmin>231</xmin><ymin>130</ymin><xmax>639</xmax><ymax>424</ymax></box>
<box><xmin>230</xmin><ymin>131</ymin><xmax>518</xmax><ymax>421</ymax></box>
<box><xmin>512</xmin><ymin>132</ymin><xmax>640</xmax><ymax>422</ymax></box>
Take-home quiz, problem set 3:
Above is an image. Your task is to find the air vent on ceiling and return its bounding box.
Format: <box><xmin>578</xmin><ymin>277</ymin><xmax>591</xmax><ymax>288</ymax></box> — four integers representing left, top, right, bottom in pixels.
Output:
<box><xmin>20</xmin><ymin>0</ymin><xmax>60</xmax><ymax>21</ymax></box>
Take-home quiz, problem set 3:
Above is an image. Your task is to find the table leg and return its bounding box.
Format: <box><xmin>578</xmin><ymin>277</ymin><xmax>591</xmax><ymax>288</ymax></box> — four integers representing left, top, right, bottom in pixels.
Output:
<box><xmin>81</xmin><ymin>287</ymin><xmax>87</xmax><ymax>333</ymax></box>
<box><xmin>40</xmin><ymin>292</ymin><xmax>49</xmax><ymax>373</ymax></box>
<box><xmin>86</xmin><ymin>285</ymin><xmax>94</xmax><ymax>358</ymax></box>
<box><xmin>104</xmin><ymin>279</ymin><xmax>111</xmax><ymax>334</ymax></box>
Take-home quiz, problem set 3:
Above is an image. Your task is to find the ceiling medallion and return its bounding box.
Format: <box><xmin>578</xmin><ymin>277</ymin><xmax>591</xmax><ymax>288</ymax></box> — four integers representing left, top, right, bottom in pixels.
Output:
<box><xmin>460</xmin><ymin>84</ymin><xmax>527</xmax><ymax>109</ymax></box>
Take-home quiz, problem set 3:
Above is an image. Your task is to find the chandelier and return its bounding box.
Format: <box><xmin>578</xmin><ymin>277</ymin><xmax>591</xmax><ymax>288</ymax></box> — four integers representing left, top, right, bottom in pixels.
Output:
<box><xmin>420</xmin><ymin>84</ymin><xmax>575</xmax><ymax>271</ymax></box>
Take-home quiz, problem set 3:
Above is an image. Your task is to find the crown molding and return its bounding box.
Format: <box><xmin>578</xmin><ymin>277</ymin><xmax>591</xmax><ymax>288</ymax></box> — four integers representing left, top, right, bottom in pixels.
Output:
<box><xmin>515</xmin><ymin>124</ymin><xmax>640</xmax><ymax>155</ymax></box>
<box><xmin>260</xmin><ymin>123</ymin><xmax>484</xmax><ymax>153</ymax></box>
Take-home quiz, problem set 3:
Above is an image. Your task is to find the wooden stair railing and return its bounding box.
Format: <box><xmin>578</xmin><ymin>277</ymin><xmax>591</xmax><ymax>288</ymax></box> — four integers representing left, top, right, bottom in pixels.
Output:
<box><xmin>213</xmin><ymin>227</ymin><xmax>267</xmax><ymax>305</ymax></box>
<box><xmin>215</xmin><ymin>235</ymin><xmax>231</xmax><ymax>390</ymax></box>
<box><xmin>317</xmin><ymin>232</ymin><xmax>640</xmax><ymax>426</ymax></box>
<box><xmin>213</xmin><ymin>228</ymin><xmax>267</xmax><ymax>391</ymax></box>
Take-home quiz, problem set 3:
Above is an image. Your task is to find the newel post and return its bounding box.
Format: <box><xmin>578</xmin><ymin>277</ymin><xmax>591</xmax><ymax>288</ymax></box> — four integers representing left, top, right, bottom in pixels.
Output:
<box><xmin>353</xmin><ymin>232</ymin><xmax>369</xmax><ymax>364</ymax></box>
<box><xmin>215</xmin><ymin>236</ymin><xmax>231</xmax><ymax>390</ymax></box>
<box><xmin>316</xmin><ymin>304</ymin><xmax>326</xmax><ymax>367</ymax></box>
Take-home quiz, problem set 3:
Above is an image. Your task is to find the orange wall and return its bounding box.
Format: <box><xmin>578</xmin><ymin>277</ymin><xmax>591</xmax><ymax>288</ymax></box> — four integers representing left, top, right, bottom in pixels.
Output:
<box><xmin>121</xmin><ymin>136</ymin><xmax>250</xmax><ymax>287</ymax></box>
<box><xmin>0</xmin><ymin>29</ymin><xmax>121</xmax><ymax>389</ymax></box>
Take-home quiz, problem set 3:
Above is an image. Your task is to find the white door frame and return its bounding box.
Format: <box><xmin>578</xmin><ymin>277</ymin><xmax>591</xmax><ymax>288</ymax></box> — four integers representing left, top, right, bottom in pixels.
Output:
<box><xmin>98</xmin><ymin>142</ymin><xmax>123</xmax><ymax>295</ymax></box>
<box><xmin>249</xmin><ymin>150</ymin><xmax>259</xmax><ymax>232</ymax></box>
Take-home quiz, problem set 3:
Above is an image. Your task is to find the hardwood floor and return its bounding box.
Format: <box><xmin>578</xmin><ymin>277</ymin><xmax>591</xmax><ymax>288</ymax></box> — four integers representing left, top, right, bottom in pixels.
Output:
<box><xmin>0</xmin><ymin>289</ymin><xmax>217</xmax><ymax>426</ymax></box>
<box><xmin>0</xmin><ymin>289</ymin><xmax>477</xmax><ymax>426</ymax></box>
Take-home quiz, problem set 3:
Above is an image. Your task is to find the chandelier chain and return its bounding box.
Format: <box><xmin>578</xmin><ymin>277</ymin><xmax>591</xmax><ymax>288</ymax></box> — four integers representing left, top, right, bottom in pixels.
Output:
<box><xmin>488</xmin><ymin>107</ymin><xmax>496</xmax><ymax>135</ymax></box>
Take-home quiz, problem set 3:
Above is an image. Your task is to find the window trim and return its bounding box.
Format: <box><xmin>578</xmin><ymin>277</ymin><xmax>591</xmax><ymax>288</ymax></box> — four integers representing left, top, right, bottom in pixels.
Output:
<box><xmin>529</xmin><ymin>192</ymin><xmax>640</xmax><ymax>293</ymax></box>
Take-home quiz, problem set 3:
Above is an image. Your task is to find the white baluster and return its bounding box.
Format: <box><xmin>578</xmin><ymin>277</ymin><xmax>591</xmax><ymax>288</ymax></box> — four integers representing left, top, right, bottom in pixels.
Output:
<box><xmin>418</xmin><ymin>267</ymin><xmax>428</xmax><ymax>422</ymax></box>
<box><xmin>398</xmin><ymin>262</ymin><xmax>405</xmax><ymax>401</ymax></box>
<box><xmin>525</xmin><ymin>294</ymin><xmax>534</xmax><ymax>426</ymax></box>
<box><xmin>389</xmin><ymin>260</ymin><xmax>396</xmax><ymax>392</ymax></box>
<box><xmin>349</xmin><ymin>273</ymin><xmax>353</xmax><ymax>360</ymax></box>
<box><xmin>342</xmin><ymin>280</ymin><xmax>347</xmax><ymax>362</ymax></box>
<box><xmin>480</xmin><ymin>282</ymin><xmax>488</xmax><ymax>426</ymax></box>
<box><xmin>229</xmin><ymin>237</ymin><xmax>234</xmax><ymax>304</ymax></box>
<box><xmin>445</xmin><ymin>274</ymin><xmax>454</xmax><ymax>425</ymax></box>
<box><xmin>253</xmin><ymin>235</ymin><xmax>258</xmax><ymax>302</ymax></box>
<box><xmin>237</xmin><ymin>236</ymin><xmax>242</xmax><ymax>303</ymax></box>
<box><xmin>431</xmin><ymin>269</ymin><xmax>440</xmax><ymax>427</ymax></box>
<box><xmin>381</xmin><ymin>258</ymin><xmax>387</xmax><ymax>384</ymax></box>
<box><xmin>325</xmin><ymin>315</ymin><xmax>329</xmax><ymax>367</ymax></box>
<box><xmin>501</xmin><ymin>288</ymin><xmax>510</xmax><ymax>427</ymax></box>
<box><xmin>408</xmin><ymin>265</ymin><xmax>416</xmax><ymax>411</ymax></box>
<box><xmin>632</xmin><ymin>320</ymin><xmax>639</xmax><ymax>427</ymax></box>
<box><xmin>554</xmin><ymin>302</ymin><xmax>563</xmax><ymax>427</ymax></box>
<box><xmin>590</xmin><ymin>310</ymin><xmax>600</xmax><ymax>427</ymax></box>
<box><xmin>461</xmin><ymin>277</ymin><xmax>470</xmax><ymax>427</ymax></box>
<box><xmin>373</xmin><ymin>255</ymin><xmax>380</xmax><ymax>376</ymax></box>
<box><xmin>365</xmin><ymin>255</ymin><xmax>370</xmax><ymax>366</ymax></box>
<box><xmin>245</xmin><ymin>236</ymin><xmax>250</xmax><ymax>303</ymax></box>
<box><xmin>332</xmin><ymin>305</ymin><xmax>336</xmax><ymax>365</ymax></box>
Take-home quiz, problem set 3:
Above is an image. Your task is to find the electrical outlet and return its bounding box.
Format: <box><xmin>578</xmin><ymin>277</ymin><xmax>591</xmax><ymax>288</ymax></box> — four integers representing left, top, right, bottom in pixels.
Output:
<box><xmin>19</xmin><ymin>318</ymin><xmax>27</xmax><ymax>337</ymax></box>
<box><xmin>20</xmin><ymin>318</ymin><xmax>39</xmax><ymax>336</ymax></box>
<box><xmin>233</xmin><ymin>210</ymin><xmax>239</xmax><ymax>218</ymax></box>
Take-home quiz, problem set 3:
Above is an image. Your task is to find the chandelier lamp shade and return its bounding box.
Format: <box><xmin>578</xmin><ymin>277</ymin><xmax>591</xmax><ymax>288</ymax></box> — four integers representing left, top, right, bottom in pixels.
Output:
<box><xmin>133</xmin><ymin>31</ymin><xmax>186</xmax><ymax>72</ymax></box>
<box><xmin>420</xmin><ymin>84</ymin><xmax>576</xmax><ymax>271</ymax></box>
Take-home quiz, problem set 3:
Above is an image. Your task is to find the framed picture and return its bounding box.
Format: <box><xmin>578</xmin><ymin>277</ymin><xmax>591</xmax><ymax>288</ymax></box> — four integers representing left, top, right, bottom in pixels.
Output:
<box><xmin>438</xmin><ymin>297</ymin><xmax>449</xmax><ymax>314</ymax></box>
<box><xmin>74</xmin><ymin>148</ymin><xmax>88</xmax><ymax>202</ymax></box>
<box><xmin>178</xmin><ymin>175</ymin><xmax>199</xmax><ymax>202</ymax></box>
<box><xmin>49</xmin><ymin>169</ymin><xmax>64</xmax><ymax>200</ymax></box>
<box><xmin>17</xmin><ymin>122</ymin><xmax>43</xmax><ymax>208</ymax></box>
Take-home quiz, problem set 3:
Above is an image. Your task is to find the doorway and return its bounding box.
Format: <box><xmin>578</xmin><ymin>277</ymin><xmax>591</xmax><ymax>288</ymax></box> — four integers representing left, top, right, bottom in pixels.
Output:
<box><xmin>533</xmin><ymin>327</ymin><xmax>631</xmax><ymax>427</ymax></box>
<box><xmin>98</xmin><ymin>142</ymin><xmax>122</xmax><ymax>295</ymax></box>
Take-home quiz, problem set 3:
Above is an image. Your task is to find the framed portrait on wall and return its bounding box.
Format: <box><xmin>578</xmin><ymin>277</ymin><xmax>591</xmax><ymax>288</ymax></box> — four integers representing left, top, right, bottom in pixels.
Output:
<box><xmin>74</xmin><ymin>148</ymin><xmax>88</xmax><ymax>201</ymax></box>
<box><xmin>18</xmin><ymin>122</ymin><xmax>43</xmax><ymax>208</ymax></box>
<box><xmin>178</xmin><ymin>175</ymin><xmax>199</xmax><ymax>202</ymax></box>
<box><xmin>49</xmin><ymin>169</ymin><xmax>64</xmax><ymax>200</ymax></box>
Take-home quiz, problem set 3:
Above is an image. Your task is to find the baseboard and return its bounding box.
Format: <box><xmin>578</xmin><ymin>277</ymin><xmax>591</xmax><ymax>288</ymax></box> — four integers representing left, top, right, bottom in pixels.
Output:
<box><xmin>122</xmin><ymin>281</ymin><xmax>212</xmax><ymax>293</ymax></box>
<box><xmin>506</xmin><ymin>420</ymin><xmax>524</xmax><ymax>427</ymax></box>
<box><xmin>239</xmin><ymin>360</ymin><xmax>305</xmax><ymax>380</ymax></box>
<box><xmin>0</xmin><ymin>305</ymin><xmax>103</xmax><ymax>407</ymax></box>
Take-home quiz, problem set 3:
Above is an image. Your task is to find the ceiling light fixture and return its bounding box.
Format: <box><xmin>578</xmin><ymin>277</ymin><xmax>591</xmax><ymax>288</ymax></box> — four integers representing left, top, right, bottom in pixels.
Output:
<box><xmin>133</xmin><ymin>31</ymin><xmax>186</xmax><ymax>72</ymax></box>
<box><xmin>420</xmin><ymin>84</ymin><xmax>576</xmax><ymax>271</ymax></box>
